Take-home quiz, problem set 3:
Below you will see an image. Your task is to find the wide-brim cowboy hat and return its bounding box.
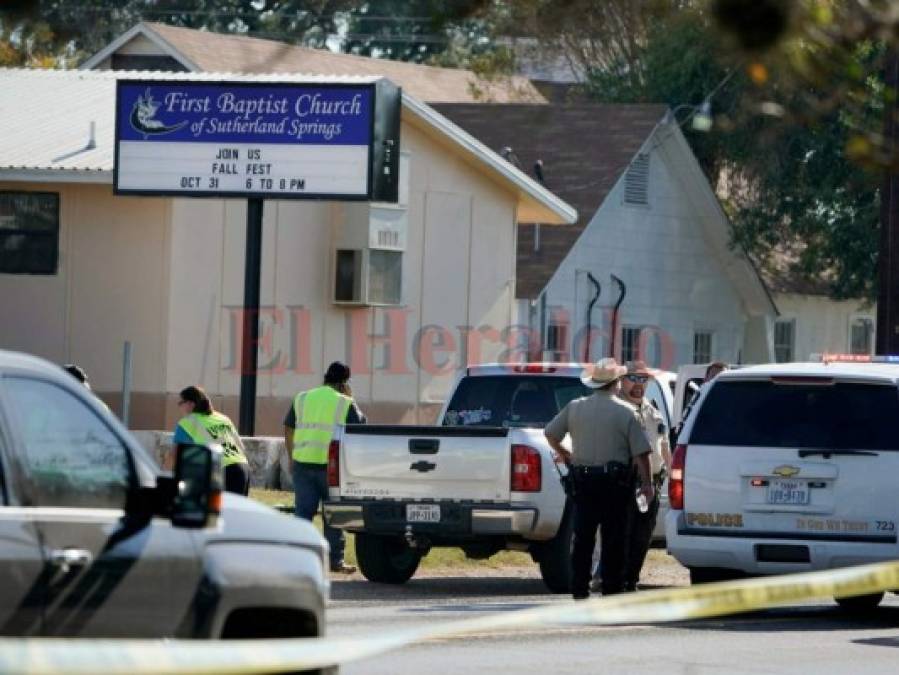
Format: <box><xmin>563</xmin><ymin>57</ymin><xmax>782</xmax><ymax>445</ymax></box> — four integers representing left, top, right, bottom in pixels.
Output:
<box><xmin>580</xmin><ymin>358</ymin><xmax>627</xmax><ymax>389</ymax></box>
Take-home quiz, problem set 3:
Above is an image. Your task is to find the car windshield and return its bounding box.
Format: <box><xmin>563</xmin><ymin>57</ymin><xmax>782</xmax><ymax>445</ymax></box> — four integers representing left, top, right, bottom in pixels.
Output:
<box><xmin>443</xmin><ymin>375</ymin><xmax>591</xmax><ymax>428</ymax></box>
<box><xmin>690</xmin><ymin>379</ymin><xmax>899</xmax><ymax>450</ymax></box>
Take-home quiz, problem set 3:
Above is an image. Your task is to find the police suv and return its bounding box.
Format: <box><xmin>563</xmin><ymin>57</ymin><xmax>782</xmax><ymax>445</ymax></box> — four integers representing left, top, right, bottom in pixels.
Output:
<box><xmin>666</xmin><ymin>355</ymin><xmax>899</xmax><ymax>610</ymax></box>
<box><xmin>0</xmin><ymin>350</ymin><xmax>330</xmax><ymax>649</ymax></box>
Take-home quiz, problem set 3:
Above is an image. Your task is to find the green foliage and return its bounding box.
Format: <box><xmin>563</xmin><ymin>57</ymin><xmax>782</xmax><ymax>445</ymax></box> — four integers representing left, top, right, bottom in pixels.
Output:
<box><xmin>0</xmin><ymin>0</ymin><xmax>360</xmax><ymax>66</ymax></box>
<box><xmin>584</xmin><ymin>9</ymin><xmax>881</xmax><ymax>300</ymax></box>
<box><xmin>341</xmin><ymin>0</ymin><xmax>505</xmax><ymax>67</ymax></box>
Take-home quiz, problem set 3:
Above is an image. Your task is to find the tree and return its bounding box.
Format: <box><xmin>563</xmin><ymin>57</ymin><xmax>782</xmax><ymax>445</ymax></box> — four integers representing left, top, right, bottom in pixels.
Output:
<box><xmin>576</xmin><ymin>5</ymin><xmax>882</xmax><ymax>300</ymax></box>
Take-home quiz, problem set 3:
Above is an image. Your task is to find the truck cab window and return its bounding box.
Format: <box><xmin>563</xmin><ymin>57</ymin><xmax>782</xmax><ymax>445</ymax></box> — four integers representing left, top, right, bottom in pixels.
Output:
<box><xmin>4</xmin><ymin>378</ymin><xmax>132</xmax><ymax>509</ymax></box>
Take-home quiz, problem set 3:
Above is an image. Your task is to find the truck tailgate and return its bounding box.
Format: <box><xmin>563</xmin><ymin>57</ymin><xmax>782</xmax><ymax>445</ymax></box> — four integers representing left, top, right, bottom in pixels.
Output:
<box><xmin>338</xmin><ymin>426</ymin><xmax>511</xmax><ymax>501</ymax></box>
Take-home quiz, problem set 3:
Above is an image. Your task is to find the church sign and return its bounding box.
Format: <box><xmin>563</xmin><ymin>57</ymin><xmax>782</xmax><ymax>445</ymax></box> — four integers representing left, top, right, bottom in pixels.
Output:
<box><xmin>114</xmin><ymin>78</ymin><xmax>401</xmax><ymax>202</ymax></box>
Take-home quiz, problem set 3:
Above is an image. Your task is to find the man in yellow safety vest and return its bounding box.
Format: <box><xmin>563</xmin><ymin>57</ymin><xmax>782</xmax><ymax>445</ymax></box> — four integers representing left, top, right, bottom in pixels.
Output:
<box><xmin>284</xmin><ymin>361</ymin><xmax>366</xmax><ymax>574</ymax></box>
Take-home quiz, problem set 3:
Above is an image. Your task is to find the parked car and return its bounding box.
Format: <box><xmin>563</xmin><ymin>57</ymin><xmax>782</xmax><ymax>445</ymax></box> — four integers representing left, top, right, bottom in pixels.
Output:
<box><xmin>0</xmin><ymin>350</ymin><xmax>330</xmax><ymax>654</ymax></box>
<box><xmin>323</xmin><ymin>362</ymin><xmax>674</xmax><ymax>593</ymax></box>
<box><xmin>665</xmin><ymin>355</ymin><xmax>899</xmax><ymax>610</ymax></box>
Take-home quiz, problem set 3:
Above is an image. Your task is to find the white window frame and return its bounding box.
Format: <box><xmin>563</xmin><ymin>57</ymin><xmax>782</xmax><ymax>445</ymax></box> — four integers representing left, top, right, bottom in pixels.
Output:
<box><xmin>848</xmin><ymin>314</ymin><xmax>875</xmax><ymax>356</ymax></box>
<box><xmin>773</xmin><ymin>318</ymin><xmax>796</xmax><ymax>363</ymax></box>
<box><xmin>693</xmin><ymin>328</ymin><xmax>715</xmax><ymax>364</ymax></box>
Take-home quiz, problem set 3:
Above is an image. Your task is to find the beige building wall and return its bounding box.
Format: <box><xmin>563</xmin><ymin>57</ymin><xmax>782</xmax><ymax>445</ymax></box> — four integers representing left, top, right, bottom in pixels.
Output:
<box><xmin>0</xmin><ymin>181</ymin><xmax>172</xmax><ymax>423</ymax></box>
<box><xmin>160</xmin><ymin>120</ymin><xmax>518</xmax><ymax>433</ymax></box>
<box><xmin>2</xmin><ymin>119</ymin><xmax>520</xmax><ymax>433</ymax></box>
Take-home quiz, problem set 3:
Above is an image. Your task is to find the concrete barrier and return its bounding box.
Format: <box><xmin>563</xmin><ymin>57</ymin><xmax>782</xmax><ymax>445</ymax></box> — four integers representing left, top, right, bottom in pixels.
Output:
<box><xmin>132</xmin><ymin>430</ymin><xmax>295</xmax><ymax>491</ymax></box>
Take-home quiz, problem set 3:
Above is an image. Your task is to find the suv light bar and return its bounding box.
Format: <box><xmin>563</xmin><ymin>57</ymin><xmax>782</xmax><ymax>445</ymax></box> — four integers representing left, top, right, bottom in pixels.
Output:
<box><xmin>819</xmin><ymin>354</ymin><xmax>899</xmax><ymax>364</ymax></box>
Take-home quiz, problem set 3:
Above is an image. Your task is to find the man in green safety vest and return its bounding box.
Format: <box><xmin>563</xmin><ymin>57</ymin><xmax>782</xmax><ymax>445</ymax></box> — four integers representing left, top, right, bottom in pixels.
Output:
<box><xmin>284</xmin><ymin>361</ymin><xmax>366</xmax><ymax>574</ymax></box>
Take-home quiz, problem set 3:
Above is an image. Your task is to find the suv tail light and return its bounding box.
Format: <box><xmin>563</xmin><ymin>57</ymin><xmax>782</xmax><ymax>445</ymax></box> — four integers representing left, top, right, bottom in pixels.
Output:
<box><xmin>327</xmin><ymin>440</ymin><xmax>340</xmax><ymax>487</ymax></box>
<box><xmin>511</xmin><ymin>444</ymin><xmax>542</xmax><ymax>492</ymax></box>
<box><xmin>669</xmin><ymin>444</ymin><xmax>687</xmax><ymax>510</ymax></box>
<box><xmin>512</xmin><ymin>364</ymin><xmax>557</xmax><ymax>373</ymax></box>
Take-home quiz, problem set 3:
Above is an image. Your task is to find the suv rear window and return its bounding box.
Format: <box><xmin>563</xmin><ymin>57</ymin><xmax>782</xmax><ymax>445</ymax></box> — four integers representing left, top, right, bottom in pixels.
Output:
<box><xmin>690</xmin><ymin>379</ymin><xmax>899</xmax><ymax>450</ymax></box>
<box><xmin>443</xmin><ymin>376</ymin><xmax>590</xmax><ymax>428</ymax></box>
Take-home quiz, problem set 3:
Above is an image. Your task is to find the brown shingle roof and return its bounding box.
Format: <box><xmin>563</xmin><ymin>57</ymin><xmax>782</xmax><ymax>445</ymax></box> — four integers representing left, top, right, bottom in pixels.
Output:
<box><xmin>144</xmin><ymin>23</ymin><xmax>545</xmax><ymax>104</ymax></box>
<box><xmin>435</xmin><ymin>103</ymin><xmax>665</xmax><ymax>298</ymax></box>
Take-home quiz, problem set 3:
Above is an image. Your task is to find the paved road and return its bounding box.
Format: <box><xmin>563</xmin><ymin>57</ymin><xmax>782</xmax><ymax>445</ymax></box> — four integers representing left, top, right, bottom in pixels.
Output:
<box><xmin>328</xmin><ymin>574</ymin><xmax>899</xmax><ymax>674</ymax></box>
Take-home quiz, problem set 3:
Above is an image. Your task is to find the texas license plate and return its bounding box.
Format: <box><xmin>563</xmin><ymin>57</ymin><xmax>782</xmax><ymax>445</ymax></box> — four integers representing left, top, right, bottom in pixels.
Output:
<box><xmin>767</xmin><ymin>479</ymin><xmax>810</xmax><ymax>505</ymax></box>
<box><xmin>406</xmin><ymin>504</ymin><xmax>440</xmax><ymax>523</ymax></box>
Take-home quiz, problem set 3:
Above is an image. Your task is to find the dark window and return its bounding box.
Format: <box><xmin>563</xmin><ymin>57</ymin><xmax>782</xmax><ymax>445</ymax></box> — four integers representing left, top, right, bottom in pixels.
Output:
<box><xmin>0</xmin><ymin>192</ymin><xmax>59</xmax><ymax>275</ymax></box>
<box><xmin>110</xmin><ymin>54</ymin><xmax>188</xmax><ymax>71</ymax></box>
<box><xmin>774</xmin><ymin>320</ymin><xmax>795</xmax><ymax>362</ymax></box>
<box><xmin>443</xmin><ymin>375</ymin><xmax>591</xmax><ymax>428</ymax></box>
<box><xmin>690</xmin><ymin>380</ymin><xmax>899</xmax><ymax>450</ymax></box>
<box><xmin>693</xmin><ymin>330</ymin><xmax>713</xmax><ymax>363</ymax></box>
<box><xmin>4</xmin><ymin>378</ymin><xmax>133</xmax><ymax>508</ymax></box>
<box><xmin>621</xmin><ymin>326</ymin><xmax>642</xmax><ymax>362</ymax></box>
<box><xmin>545</xmin><ymin>322</ymin><xmax>568</xmax><ymax>359</ymax></box>
<box><xmin>850</xmin><ymin>317</ymin><xmax>874</xmax><ymax>355</ymax></box>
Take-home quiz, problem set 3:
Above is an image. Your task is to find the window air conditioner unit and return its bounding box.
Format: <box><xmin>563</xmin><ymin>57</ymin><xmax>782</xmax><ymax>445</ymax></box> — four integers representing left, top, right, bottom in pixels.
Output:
<box><xmin>333</xmin><ymin>205</ymin><xmax>406</xmax><ymax>306</ymax></box>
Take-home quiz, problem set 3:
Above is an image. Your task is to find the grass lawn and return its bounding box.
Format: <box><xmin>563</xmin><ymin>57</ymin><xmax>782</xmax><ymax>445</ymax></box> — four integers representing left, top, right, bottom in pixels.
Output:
<box><xmin>251</xmin><ymin>488</ymin><xmax>534</xmax><ymax>570</ymax></box>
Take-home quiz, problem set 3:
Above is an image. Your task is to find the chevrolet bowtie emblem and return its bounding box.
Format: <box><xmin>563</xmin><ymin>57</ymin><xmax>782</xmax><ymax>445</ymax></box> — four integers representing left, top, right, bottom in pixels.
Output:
<box><xmin>773</xmin><ymin>465</ymin><xmax>800</xmax><ymax>478</ymax></box>
<box><xmin>410</xmin><ymin>461</ymin><xmax>436</xmax><ymax>473</ymax></box>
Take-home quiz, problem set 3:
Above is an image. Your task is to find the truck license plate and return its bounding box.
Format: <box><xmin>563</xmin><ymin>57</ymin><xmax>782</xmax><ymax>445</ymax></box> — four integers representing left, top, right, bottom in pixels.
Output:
<box><xmin>767</xmin><ymin>479</ymin><xmax>810</xmax><ymax>506</ymax></box>
<box><xmin>406</xmin><ymin>504</ymin><xmax>441</xmax><ymax>523</ymax></box>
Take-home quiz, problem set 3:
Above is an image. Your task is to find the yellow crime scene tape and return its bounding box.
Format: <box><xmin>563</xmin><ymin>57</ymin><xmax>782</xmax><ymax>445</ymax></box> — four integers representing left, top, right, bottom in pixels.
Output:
<box><xmin>2</xmin><ymin>559</ymin><xmax>899</xmax><ymax>675</ymax></box>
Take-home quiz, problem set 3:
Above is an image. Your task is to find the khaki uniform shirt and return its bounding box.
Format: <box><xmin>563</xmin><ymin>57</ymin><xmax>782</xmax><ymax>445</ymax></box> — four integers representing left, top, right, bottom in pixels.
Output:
<box><xmin>545</xmin><ymin>389</ymin><xmax>651</xmax><ymax>466</ymax></box>
<box><xmin>635</xmin><ymin>400</ymin><xmax>667</xmax><ymax>476</ymax></box>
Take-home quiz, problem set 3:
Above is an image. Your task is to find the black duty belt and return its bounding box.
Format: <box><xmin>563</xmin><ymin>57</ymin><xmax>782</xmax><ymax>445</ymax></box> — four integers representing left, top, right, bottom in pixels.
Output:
<box><xmin>572</xmin><ymin>461</ymin><xmax>629</xmax><ymax>478</ymax></box>
<box><xmin>295</xmin><ymin>461</ymin><xmax>327</xmax><ymax>471</ymax></box>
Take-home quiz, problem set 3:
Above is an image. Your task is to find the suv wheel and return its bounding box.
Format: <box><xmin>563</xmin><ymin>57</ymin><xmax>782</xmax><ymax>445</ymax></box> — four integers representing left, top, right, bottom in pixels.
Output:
<box><xmin>537</xmin><ymin>504</ymin><xmax>574</xmax><ymax>593</ymax></box>
<box><xmin>835</xmin><ymin>592</ymin><xmax>884</xmax><ymax>613</ymax></box>
<box><xmin>355</xmin><ymin>533</ymin><xmax>422</xmax><ymax>584</ymax></box>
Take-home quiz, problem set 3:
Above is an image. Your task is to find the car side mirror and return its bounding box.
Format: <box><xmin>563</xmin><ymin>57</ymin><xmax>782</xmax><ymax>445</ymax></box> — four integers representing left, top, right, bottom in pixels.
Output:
<box><xmin>171</xmin><ymin>443</ymin><xmax>223</xmax><ymax>529</ymax></box>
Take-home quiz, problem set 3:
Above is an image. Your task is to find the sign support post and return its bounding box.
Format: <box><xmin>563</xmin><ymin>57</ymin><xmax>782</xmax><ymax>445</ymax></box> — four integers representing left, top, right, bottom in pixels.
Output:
<box><xmin>239</xmin><ymin>198</ymin><xmax>264</xmax><ymax>436</ymax></box>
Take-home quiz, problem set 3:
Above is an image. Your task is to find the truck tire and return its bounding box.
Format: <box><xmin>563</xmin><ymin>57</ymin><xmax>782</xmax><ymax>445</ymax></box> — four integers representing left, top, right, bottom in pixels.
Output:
<box><xmin>538</xmin><ymin>506</ymin><xmax>574</xmax><ymax>594</ymax></box>
<box><xmin>835</xmin><ymin>592</ymin><xmax>883</xmax><ymax>613</ymax></box>
<box><xmin>355</xmin><ymin>533</ymin><xmax>422</xmax><ymax>584</ymax></box>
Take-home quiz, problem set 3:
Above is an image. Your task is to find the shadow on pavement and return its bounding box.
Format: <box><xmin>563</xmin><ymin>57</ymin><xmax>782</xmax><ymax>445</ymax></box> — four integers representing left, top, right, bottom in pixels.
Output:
<box><xmin>667</xmin><ymin>604</ymin><xmax>899</xmax><ymax>633</ymax></box>
<box><xmin>331</xmin><ymin>575</ymin><xmax>551</xmax><ymax>602</ymax></box>
<box><xmin>854</xmin><ymin>636</ymin><xmax>899</xmax><ymax>649</ymax></box>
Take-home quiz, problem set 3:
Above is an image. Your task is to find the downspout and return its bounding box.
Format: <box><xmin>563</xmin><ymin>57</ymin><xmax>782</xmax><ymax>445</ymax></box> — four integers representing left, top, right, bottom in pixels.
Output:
<box><xmin>584</xmin><ymin>273</ymin><xmax>601</xmax><ymax>362</ymax></box>
<box><xmin>608</xmin><ymin>274</ymin><xmax>627</xmax><ymax>359</ymax></box>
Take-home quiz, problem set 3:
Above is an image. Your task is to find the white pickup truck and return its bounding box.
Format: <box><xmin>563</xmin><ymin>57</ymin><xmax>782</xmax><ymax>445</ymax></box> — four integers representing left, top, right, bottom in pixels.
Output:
<box><xmin>323</xmin><ymin>363</ymin><xmax>674</xmax><ymax>592</ymax></box>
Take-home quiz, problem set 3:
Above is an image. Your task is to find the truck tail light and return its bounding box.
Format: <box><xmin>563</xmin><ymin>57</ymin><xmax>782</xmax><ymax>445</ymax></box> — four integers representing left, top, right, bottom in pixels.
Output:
<box><xmin>669</xmin><ymin>444</ymin><xmax>687</xmax><ymax>510</ymax></box>
<box><xmin>511</xmin><ymin>444</ymin><xmax>541</xmax><ymax>492</ymax></box>
<box><xmin>327</xmin><ymin>440</ymin><xmax>340</xmax><ymax>487</ymax></box>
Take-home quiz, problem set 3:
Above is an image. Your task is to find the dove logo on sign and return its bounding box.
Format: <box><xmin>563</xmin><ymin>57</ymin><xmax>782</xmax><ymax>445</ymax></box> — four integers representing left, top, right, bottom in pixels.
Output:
<box><xmin>129</xmin><ymin>88</ymin><xmax>188</xmax><ymax>139</ymax></box>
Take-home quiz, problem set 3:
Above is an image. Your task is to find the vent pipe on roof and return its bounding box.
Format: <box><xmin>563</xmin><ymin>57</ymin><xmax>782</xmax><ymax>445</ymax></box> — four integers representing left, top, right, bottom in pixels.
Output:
<box><xmin>51</xmin><ymin>120</ymin><xmax>97</xmax><ymax>163</ymax></box>
<box><xmin>584</xmin><ymin>273</ymin><xmax>601</xmax><ymax>362</ymax></box>
<box><xmin>608</xmin><ymin>274</ymin><xmax>627</xmax><ymax>360</ymax></box>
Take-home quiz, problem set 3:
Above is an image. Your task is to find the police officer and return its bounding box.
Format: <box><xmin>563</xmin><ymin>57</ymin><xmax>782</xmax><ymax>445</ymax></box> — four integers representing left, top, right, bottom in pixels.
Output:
<box><xmin>174</xmin><ymin>385</ymin><xmax>250</xmax><ymax>495</ymax></box>
<box><xmin>284</xmin><ymin>361</ymin><xmax>366</xmax><ymax>574</ymax></box>
<box><xmin>673</xmin><ymin>361</ymin><xmax>728</xmax><ymax>443</ymax></box>
<box><xmin>619</xmin><ymin>361</ymin><xmax>671</xmax><ymax>591</ymax></box>
<box><xmin>545</xmin><ymin>357</ymin><xmax>653</xmax><ymax>599</ymax></box>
